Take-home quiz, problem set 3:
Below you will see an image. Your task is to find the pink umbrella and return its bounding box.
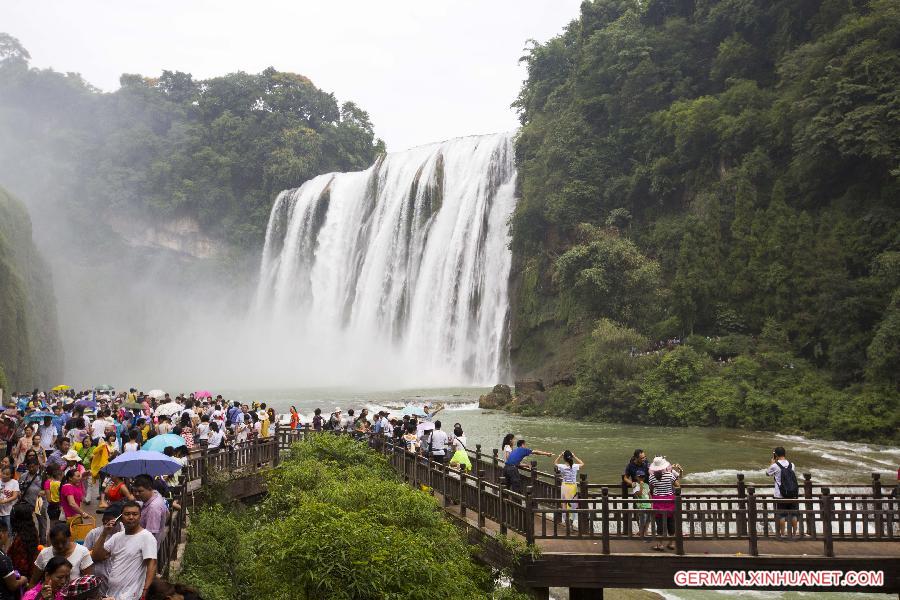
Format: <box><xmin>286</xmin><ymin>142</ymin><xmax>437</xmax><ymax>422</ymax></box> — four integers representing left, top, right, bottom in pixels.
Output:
<box><xmin>194</xmin><ymin>390</ymin><xmax>212</xmax><ymax>399</ymax></box>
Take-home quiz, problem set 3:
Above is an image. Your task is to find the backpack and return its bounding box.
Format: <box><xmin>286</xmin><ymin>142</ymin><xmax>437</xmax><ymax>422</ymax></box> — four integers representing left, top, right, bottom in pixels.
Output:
<box><xmin>776</xmin><ymin>461</ymin><xmax>799</xmax><ymax>498</ymax></box>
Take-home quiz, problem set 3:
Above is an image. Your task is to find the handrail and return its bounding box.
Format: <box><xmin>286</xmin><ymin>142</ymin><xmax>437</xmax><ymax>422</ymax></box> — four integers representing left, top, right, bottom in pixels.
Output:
<box><xmin>154</xmin><ymin>425</ymin><xmax>900</xmax><ymax>577</ymax></box>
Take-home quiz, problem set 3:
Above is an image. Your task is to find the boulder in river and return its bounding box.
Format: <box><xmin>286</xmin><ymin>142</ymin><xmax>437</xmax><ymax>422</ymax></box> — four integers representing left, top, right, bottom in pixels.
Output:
<box><xmin>479</xmin><ymin>384</ymin><xmax>512</xmax><ymax>409</ymax></box>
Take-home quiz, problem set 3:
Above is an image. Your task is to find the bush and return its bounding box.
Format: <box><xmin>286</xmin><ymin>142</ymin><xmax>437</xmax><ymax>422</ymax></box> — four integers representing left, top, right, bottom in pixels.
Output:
<box><xmin>179</xmin><ymin>435</ymin><xmax>528</xmax><ymax>600</ymax></box>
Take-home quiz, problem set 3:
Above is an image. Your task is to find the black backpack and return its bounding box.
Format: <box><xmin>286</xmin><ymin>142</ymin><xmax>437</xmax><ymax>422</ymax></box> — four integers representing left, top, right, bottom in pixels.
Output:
<box><xmin>776</xmin><ymin>461</ymin><xmax>799</xmax><ymax>499</ymax></box>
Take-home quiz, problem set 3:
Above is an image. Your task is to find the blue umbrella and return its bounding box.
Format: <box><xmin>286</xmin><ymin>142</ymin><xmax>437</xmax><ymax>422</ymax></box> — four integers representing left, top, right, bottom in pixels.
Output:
<box><xmin>75</xmin><ymin>399</ymin><xmax>97</xmax><ymax>409</ymax></box>
<box><xmin>400</xmin><ymin>405</ymin><xmax>427</xmax><ymax>417</ymax></box>
<box><xmin>141</xmin><ymin>434</ymin><xmax>186</xmax><ymax>453</ymax></box>
<box><xmin>101</xmin><ymin>450</ymin><xmax>182</xmax><ymax>478</ymax></box>
<box><xmin>25</xmin><ymin>411</ymin><xmax>55</xmax><ymax>423</ymax></box>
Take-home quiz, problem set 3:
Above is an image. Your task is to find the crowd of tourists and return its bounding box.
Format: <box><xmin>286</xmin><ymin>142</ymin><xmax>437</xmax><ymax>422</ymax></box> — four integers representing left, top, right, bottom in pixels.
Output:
<box><xmin>0</xmin><ymin>386</ymin><xmax>218</xmax><ymax>600</ymax></box>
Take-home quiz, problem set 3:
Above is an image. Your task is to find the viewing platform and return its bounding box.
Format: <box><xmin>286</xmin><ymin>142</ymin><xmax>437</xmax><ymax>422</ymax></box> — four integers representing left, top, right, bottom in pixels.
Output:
<box><xmin>159</xmin><ymin>427</ymin><xmax>900</xmax><ymax>597</ymax></box>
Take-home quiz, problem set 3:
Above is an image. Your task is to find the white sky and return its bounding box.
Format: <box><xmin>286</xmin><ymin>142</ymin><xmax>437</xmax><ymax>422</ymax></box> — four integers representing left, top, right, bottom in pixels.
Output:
<box><xmin>0</xmin><ymin>0</ymin><xmax>581</xmax><ymax>151</ymax></box>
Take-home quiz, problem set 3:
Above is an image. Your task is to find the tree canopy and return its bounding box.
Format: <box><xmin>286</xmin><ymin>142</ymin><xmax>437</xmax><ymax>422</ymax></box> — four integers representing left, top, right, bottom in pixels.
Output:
<box><xmin>0</xmin><ymin>34</ymin><xmax>385</xmax><ymax>251</ymax></box>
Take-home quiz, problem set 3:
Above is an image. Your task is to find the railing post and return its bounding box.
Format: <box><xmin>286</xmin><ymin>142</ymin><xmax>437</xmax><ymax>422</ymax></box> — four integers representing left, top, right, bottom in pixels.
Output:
<box><xmin>475</xmin><ymin>444</ymin><xmax>482</xmax><ymax>471</ymax></box>
<box><xmin>426</xmin><ymin>452</ymin><xmax>434</xmax><ymax>495</ymax></box>
<box><xmin>499</xmin><ymin>476</ymin><xmax>507</xmax><ymax>535</ymax></box>
<box><xmin>272</xmin><ymin>423</ymin><xmax>281</xmax><ymax>467</ymax></box>
<box><xmin>525</xmin><ymin>486</ymin><xmax>535</xmax><ymax>545</ymax></box>
<box><xmin>492</xmin><ymin>449</ymin><xmax>499</xmax><ymax>484</ymax></box>
<box><xmin>803</xmin><ymin>473</ymin><xmax>814</xmax><ymax>538</ymax></box>
<box><xmin>600</xmin><ymin>487</ymin><xmax>610</xmax><ymax>554</ymax></box>
<box><xmin>621</xmin><ymin>477</ymin><xmax>630</xmax><ymax>536</ymax></box>
<box><xmin>736</xmin><ymin>473</ymin><xmax>747</xmax><ymax>535</ymax></box>
<box><xmin>443</xmin><ymin>462</ymin><xmax>451</xmax><ymax>507</ymax></box>
<box><xmin>459</xmin><ymin>468</ymin><xmax>467</xmax><ymax>517</ymax></box>
<box><xmin>821</xmin><ymin>487</ymin><xmax>834</xmax><ymax>557</ymax></box>
<box><xmin>529</xmin><ymin>460</ymin><xmax>538</xmax><ymax>498</ymax></box>
<box><xmin>747</xmin><ymin>486</ymin><xmax>759</xmax><ymax>556</ymax></box>
<box><xmin>674</xmin><ymin>487</ymin><xmax>684</xmax><ymax>555</ymax></box>
<box><xmin>553</xmin><ymin>470</ymin><xmax>562</xmax><ymax>525</ymax></box>
<box><xmin>578</xmin><ymin>473</ymin><xmax>590</xmax><ymax>535</ymax></box>
<box><xmin>199</xmin><ymin>445</ymin><xmax>208</xmax><ymax>487</ymax></box>
<box><xmin>872</xmin><ymin>473</ymin><xmax>883</xmax><ymax>538</ymax></box>
<box><xmin>477</xmin><ymin>470</ymin><xmax>486</xmax><ymax>528</ymax></box>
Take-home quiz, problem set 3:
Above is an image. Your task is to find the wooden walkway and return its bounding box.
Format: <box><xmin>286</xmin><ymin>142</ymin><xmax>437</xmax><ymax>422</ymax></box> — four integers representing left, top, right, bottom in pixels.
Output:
<box><xmin>159</xmin><ymin>429</ymin><xmax>900</xmax><ymax>595</ymax></box>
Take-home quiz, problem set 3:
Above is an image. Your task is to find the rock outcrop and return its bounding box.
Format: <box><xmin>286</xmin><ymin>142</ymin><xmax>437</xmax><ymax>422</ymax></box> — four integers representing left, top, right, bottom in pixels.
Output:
<box><xmin>478</xmin><ymin>384</ymin><xmax>512</xmax><ymax>409</ymax></box>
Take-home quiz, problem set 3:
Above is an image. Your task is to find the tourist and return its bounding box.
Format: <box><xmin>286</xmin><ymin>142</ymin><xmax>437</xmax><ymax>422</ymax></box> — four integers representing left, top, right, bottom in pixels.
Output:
<box><xmin>622</xmin><ymin>449</ymin><xmax>649</xmax><ymax>486</ymax></box>
<box><xmin>554</xmin><ymin>450</ymin><xmax>583</xmax><ymax>526</ymax></box>
<box><xmin>131</xmin><ymin>475</ymin><xmax>168</xmax><ymax>545</ymax></box>
<box><xmin>448</xmin><ymin>425</ymin><xmax>472</xmax><ymax>472</ymax></box>
<box><xmin>60</xmin><ymin>469</ymin><xmax>90</xmax><ymax>527</ymax></box>
<box><xmin>46</xmin><ymin>440</ymin><xmax>72</xmax><ymax>472</ymax></box>
<box><xmin>89</xmin><ymin>411</ymin><xmax>109</xmax><ymax>444</ymax></box>
<box><xmin>0</xmin><ymin>467</ymin><xmax>20</xmax><ymax>533</ymax></box>
<box><xmin>90</xmin><ymin>500</ymin><xmax>157</xmax><ymax>600</ymax></box>
<box><xmin>501</xmin><ymin>434</ymin><xmax>515</xmax><ymax>461</ymax></box>
<box><xmin>207</xmin><ymin>422</ymin><xmax>224</xmax><ymax>451</ymax></box>
<box><xmin>123</xmin><ymin>430</ymin><xmax>140</xmax><ymax>453</ymax></box>
<box><xmin>38</xmin><ymin>418</ymin><xmax>57</xmax><ymax>458</ymax></box>
<box><xmin>59</xmin><ymin>575</ymin><xmax>107</xmax><ymax>600</ymax></box>
<box><xmin>428</xmin><ymin>421</ymin><xmax>451</xmax><ymax>464</ymax></box>
<box><xmin>311</xmin><ymin>408</ymin><xmax>323</xmax><ymax>431</ymax></box>
<box><xmin>12</xmin><ymin>425</ymin><xmax>35</xmax><ymax>467</ymax></box>
<box><xmin>5</xmin><ymin>504</ymin><xmax>38</xmax><ymax>582</ymax></box>
<box><xmin>29</xmin><ymin>435</ymin><xmax>47</xmax><ymax>469</ymax></box>
<box><xmin>23</xmin><ymin>556</ymin><xmax>72</xmax><ymax>600</ymax></box>
<box><xmin>289</xmin><ymin>406</ymin><xmax>300</xmax><ymax>430</ymax></box>
<box><xmin>402</xmin><ymin>423</ymin><xmax>418</xmax><ymax>452</ymax></box>
<box><xmin>503</xmin><ymin>440</ymin><xmax>552</xmax><ymax>493</ymax></box>
<box><xmin>83</xmin><ymin>503</ymin><xmax>123</xmax><ymax>590</ymax></box>
<box><xmin>43</xmin><ymin>466</ymin><xmax>62</xmax><ymax>524</ymax></box>
<box><xmin>766</xmin><ymin>446</ymin><xmax>799</xmax><ymax>539</ymax></box>
<box><xmin>178</xmin><ymin>413</ymin><xmax>197</xmax><ymax>450</ymax></box>
<box><xmin>31</xmin><ymin>523</ymin><xmax>93</xmax><ymax>585</ymax></box>
<box><xmin>648</xmin><ymin>456</ymin><xmax>682</xmax><ymax>551</ymax></box>
<box><xmin>90</xmin><ymin>434</ymin><xmax>116</xmax><ymax>495</ymax></box>
<box><xmin>196</xmin><ymin>415</ymin><xmax>210</xmax><ymax>445</ymax></box>
<box><xmin>102</xmin><ymin>476</ymin><xmax>133</xmax><ymax>505</ymax></box>
<box><xmin>0</xmin><ymin>515</ymin><xmax>29</xmax><ymax>598</ymax></box>
<box><xmin>632</xmin><ymin>472</ymin><xmax>651</xmax><ymax>540</ymax></box>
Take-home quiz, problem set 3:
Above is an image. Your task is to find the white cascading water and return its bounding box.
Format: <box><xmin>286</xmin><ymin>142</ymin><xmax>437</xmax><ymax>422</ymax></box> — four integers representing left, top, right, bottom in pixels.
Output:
<box><xmin>252</xmin><ymin>132</ymin><xmax>517</xmax><ymax>386</ymax></box>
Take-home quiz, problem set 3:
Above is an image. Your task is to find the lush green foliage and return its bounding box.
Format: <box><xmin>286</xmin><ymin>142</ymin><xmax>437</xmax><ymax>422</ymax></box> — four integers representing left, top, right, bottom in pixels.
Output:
<box><xmin>179</xmin><ymin>435</ymin><xmax>526</xmax><ymax>600</ymax></box>
<box><xmin>0</xmin><ymin>186</ymin><xmax>62</xmax><ymax>391</ymax></box>
<box><xmin>0</xmin><ymin>33</ymin><xmax>384</xmax><ymax>251</ymax></box>
<box><xmin>510</xmin><ymin>0</ymin><xmax>900</xmax><ymax>441</ymax></box>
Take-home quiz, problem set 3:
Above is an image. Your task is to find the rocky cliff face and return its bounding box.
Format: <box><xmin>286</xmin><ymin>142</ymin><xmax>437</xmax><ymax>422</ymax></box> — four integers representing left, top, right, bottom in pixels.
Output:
<box><xmin>104</xmin><ymin>212</ymin><xmax>223</xmax><ymax>259</ymax></box>
<box><xmin>0</xmin><ymin>186</ymin><xmax>63</xmax><ymax>391</ymax></box>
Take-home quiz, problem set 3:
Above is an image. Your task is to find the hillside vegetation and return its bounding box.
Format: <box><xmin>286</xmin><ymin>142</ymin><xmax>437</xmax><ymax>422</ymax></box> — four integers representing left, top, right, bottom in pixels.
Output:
<box><xmin>0</xmin><ymin>33</ymin><xmax>384</xmax><ymax>254</ymax></box>
<box><xmin>510</xmin><ymin>0</ymin><xmax>900</xmax><ymax>441</ymax></box>
<box><xmin>180</xmin><ymin>435</ymin><xmax>526</xmax><ymax>600</ymax></box>
<box><xmin>0</xmin><ymin>186</ymin><xmax>62</xmax><ymax>391</ymax></box>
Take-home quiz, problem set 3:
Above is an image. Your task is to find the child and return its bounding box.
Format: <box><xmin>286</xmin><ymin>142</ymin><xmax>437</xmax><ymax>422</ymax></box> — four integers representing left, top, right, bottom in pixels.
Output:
<box><xmin>43</xmin><ymin>465</ymin><xmax>61</xmax><ymax>522</ymax></box>
<box><xmin>633</xmin><ymin>471</ymin><xmax>651</xmax><ymax>540</ymax></box>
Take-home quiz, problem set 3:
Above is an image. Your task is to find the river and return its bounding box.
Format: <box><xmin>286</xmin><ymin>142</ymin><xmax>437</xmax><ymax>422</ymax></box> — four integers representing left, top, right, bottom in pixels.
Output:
<box><xmin>222</xmin><ymin>386</ymin><xmax>897</xmax><ymax>600</ymax></box>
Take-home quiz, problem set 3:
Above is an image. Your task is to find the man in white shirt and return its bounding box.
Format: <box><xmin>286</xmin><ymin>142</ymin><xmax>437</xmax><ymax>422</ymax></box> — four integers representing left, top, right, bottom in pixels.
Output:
<box><xmin>428</xmin><ymin>420</ymin><xmax>450</xmax><ymax>464</ymax></box>
<box><xmin>91</xmin><ymin>500</ymin><xmax>157</xmax><ymax>600</ymax></box>
<box><xmin>38</xmin><ymin>417</ymin><xmax>57</xmax><ymax>454</ymax></box>
<box><xmin>84</xmin><ymin>503</ymin><xmax>124</xmax><ymax>590</ymax></box>
<box><xmin>90</xmin><ymin>411</ymin><xmax>110</xmax><ymax>442</ymax></box>
<box><xmin>765</xmin><ymin>446</ymin><xmax>799</xmax><ymax>538</ymax></box>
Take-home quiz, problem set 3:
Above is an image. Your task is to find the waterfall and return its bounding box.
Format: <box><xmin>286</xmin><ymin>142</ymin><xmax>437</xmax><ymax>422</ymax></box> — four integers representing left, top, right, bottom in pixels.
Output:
<box><xmin>253</xmin><ymin>132</ymin><xmax>517</xmax><ymax>386</ymax></box>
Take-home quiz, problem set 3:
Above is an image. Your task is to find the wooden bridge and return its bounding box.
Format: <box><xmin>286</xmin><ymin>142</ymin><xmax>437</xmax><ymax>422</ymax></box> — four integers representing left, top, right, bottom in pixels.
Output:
<box><xmin>157</xmin><ymin>427</ymin><xmax>900</xmax><ymax>597</ymax></box>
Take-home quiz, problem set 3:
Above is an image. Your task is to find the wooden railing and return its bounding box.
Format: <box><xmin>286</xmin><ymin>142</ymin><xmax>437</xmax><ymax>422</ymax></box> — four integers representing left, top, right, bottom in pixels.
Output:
<box><xmin>153</xmin><ymin>425</ymin><xmax>899</xmax><ymax>576</ymax></box>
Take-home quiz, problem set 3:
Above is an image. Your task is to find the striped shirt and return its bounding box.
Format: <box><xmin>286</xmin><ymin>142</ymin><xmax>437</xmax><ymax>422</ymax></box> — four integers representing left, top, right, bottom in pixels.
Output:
<box><xmin>648</xmin><ymin>471</ymin><xmax>679</xmax><ymax>496</ymax></box>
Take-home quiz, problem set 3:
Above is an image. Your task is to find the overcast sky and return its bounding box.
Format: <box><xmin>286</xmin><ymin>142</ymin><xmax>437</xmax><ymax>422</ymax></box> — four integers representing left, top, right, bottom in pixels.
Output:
<box><xmin>1</xmin><ymin>0</ymin><xmax>581</xmax><ymax>151</ymax></box>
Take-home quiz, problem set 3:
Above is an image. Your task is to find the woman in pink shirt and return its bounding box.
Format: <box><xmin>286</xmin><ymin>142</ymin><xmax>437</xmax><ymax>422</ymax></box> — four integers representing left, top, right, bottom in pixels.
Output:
<box><xmin>59</xmin><ymin>469</ymin><xmax>89</xmax><ymax>527</ymax></box>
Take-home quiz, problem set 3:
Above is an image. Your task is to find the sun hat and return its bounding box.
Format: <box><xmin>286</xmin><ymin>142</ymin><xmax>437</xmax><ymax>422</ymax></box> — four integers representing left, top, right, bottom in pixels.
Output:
<box><xmin>60</xmin><ymin>575</ymin><xmax>102</xmax><ymax>598</ymax></box>
<box><xmin>63</xmin><ymin>449</ymin><xmax>81</xmax><ymax>461</ymax></box>
<box><xmin>649</xmin><ymin>456</ymin><xmax>671</xmax><ymax>473</ymax></box>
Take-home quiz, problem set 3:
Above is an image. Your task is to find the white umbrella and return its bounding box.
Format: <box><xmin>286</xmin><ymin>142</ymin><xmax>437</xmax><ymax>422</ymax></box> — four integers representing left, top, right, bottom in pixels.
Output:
<box><xmin>154</xmin><ymin>402</ymin><xmax>183</xmax><ymax>417</ymax></box>
<box><xmin>147</xmin><ymin>389</ymin><xmax>166</xmax><ymax>400</ymax></box>
<box><xmin>416</xmin><ymin>421</ymin><xmax>435</xmax><ymax>436</ymax></box>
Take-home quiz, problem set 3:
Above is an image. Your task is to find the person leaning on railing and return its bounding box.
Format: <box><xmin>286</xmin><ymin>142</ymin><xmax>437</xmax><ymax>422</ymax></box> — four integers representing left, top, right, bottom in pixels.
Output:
<box><xmin>504</xmin><ymin>440</ymin><xmax>552</xmax><ymax>494</ymax></box>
